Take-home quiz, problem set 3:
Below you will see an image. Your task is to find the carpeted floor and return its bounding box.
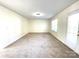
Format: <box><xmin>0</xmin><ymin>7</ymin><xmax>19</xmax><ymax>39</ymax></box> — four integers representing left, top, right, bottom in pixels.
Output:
<box><xmin>0</xmin><ymin>33</ymin><xmax>79</xmax><ymax>58</ymax></box>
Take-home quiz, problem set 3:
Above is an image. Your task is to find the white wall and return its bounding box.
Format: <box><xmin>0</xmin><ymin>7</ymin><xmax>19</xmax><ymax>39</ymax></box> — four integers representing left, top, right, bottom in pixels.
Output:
<box><xmin>50</xmin><ymin>1</ymin><xmax>79</xmax><ymax>54</ymax></box>
<box><xmin>29</xmin><ymin>19</ymin><xmax>50</xmax><ymax>33</ymax></box>
<box><xmin>21</xmin><ymin>17</ymin><xmax>29</xmax><ymax>35</ymax></box>
<box><xmin>0</xmin><ymin>5</ymin><xmax>29</xmax><ymax>48</ymax></box>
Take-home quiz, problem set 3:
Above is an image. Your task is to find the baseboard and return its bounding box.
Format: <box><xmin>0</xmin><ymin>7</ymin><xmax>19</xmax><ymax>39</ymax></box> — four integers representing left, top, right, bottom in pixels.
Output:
<box><xmin>28</xmin><ymin>32</ymin><xmax>49</xmax><ymax>34</ymax></box>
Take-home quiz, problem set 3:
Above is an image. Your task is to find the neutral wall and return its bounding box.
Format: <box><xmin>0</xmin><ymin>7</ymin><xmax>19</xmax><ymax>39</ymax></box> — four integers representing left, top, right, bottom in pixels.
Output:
<box><xmin>29</xmin><ymin>19</ymin><xmax>50</xmax><ymax>33</ymax></box>
<box><xmin>0</xmin><ymin>5</ymin><xmax>29</xmax><ymax>48</ymax></box>
<box><xmin>50</xmin><ymin>1</ymin><xmax>79</xmax><ymax>54</ymax></box>
<box><xmin>21</xmin><ymin>17</ymin><xmax>29</xmax><ymax>35</ymax></box>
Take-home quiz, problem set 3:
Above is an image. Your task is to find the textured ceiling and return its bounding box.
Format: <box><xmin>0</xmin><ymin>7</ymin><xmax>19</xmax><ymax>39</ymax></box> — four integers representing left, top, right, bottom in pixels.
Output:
<box><xmin>0</xmin><ymin>0</ymin><xmax>78</xmax><ymax>19</ymax></box>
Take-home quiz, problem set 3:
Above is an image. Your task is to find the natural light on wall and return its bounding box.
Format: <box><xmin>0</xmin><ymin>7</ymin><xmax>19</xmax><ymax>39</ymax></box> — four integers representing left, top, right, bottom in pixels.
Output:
<box><xmin>51</xmin><ymin>19</ymin><xmax>58</xmax><ymax>32</ymax></box>
<box><xmin>0</xmin><ymin>5</ymin><xmax>22</xmax><ymax>48</ymax></box>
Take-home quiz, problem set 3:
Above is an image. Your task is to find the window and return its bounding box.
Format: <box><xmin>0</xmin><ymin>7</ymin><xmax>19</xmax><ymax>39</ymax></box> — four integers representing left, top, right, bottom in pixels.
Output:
<box><xmin>66</xmin><ymin>12</ymin><xmax>79</xmax><ymax>48</ymax></box>
<box><xmin>51</xmin><ymin>19</ymin><xmax>58</xmax><ymax>32</ymax></box>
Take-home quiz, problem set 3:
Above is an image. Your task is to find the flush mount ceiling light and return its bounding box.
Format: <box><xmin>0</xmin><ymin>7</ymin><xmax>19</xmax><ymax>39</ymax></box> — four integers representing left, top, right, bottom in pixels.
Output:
<box><xmin>33</xmin><ymin>12</ymin><xmax>44</xmax><ymax>16</ymax></box>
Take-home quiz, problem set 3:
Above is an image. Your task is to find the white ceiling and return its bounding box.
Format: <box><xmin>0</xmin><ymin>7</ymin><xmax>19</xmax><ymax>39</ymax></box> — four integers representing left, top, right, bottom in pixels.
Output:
<box><xmin>0</xmin><ymin>0</ymin><xmax>78</xmax><ymax>19</ymax></box>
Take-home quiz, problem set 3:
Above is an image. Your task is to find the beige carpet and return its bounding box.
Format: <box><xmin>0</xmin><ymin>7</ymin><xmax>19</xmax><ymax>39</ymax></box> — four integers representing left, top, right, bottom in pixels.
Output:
<box><xmin>0</xmin><ymin>33</ymin><xmax>79</xmax><ymax>58</ymax></box>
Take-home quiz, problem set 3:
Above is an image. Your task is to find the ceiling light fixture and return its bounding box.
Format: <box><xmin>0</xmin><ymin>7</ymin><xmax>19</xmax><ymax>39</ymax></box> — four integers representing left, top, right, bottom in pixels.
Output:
<box><xmin>33</xmin><ymin>12</ymin><xmax>44</xmax><ymax>16</ymax></box>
